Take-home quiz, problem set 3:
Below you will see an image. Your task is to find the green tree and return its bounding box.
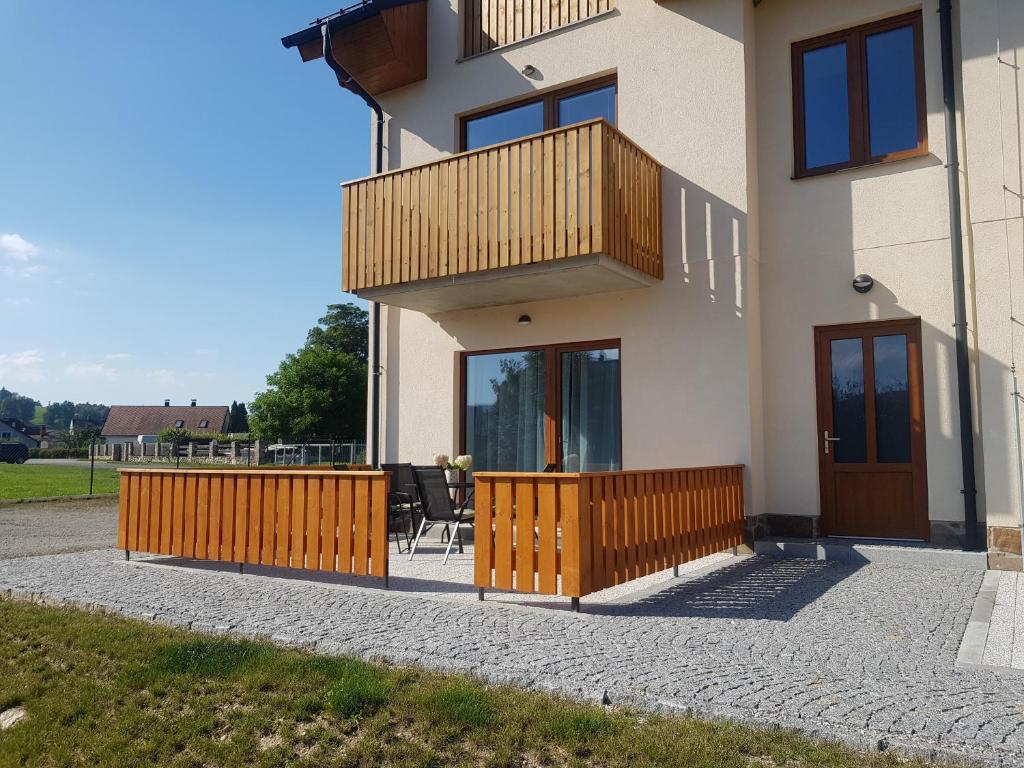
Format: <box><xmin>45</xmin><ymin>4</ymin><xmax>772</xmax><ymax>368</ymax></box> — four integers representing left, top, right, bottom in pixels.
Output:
<box><xmin>228</xmin><ymin>401</ymin><xmax>250</xmax><ymax>433</ymax></box>
<box><xmin>0</xmin><ymin>388</ymin><xmax>39</xmax><ymax>422</ymax></box>
<box><xmin>44</xmin><ymin>400</ymin><xmax>76</xmax><ymax>429</ymax></box>
<box><xmin>60</xmin><ymin>425</ymin><xmax>101</xmax><ymax>452</ymax></box>
<box><xmin>249</xmin><ymin>346</ymin><xmax>366</xmax><ymax>442</ymax></box>
<box><xmin>304</xmin><ymin>303</ymin><xmax>369</xmax><ymax>362</ymax></box>
<box><xmin>73</xmin><ymin>402</ymin><xmax>110</xmax><ymax>426</ymax></box>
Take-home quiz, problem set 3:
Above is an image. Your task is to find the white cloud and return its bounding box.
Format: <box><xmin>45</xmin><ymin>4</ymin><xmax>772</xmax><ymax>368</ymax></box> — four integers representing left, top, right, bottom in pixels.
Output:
<box><xmin>105</xmin><ymin>352</ymin><xmax>132</xmax><ymax>360</ymax></box>
<box><xmin>0</xmin><ymin>233</ymin><xmax>39</xmax><ymax>262</ymax></box>
<box><xmin>0</xmin><ymin>349</ymin><xmax>45</xmax><ymax>383</ymax></box>
<box><xmin>145</xmin><ymin>368</ymin><xmax>177</xmax><ymax>388</ymax></box>
<box><xmin>64</xmin><ymin>362</ymin><xmax>116</xmax><ymax>381</ymax></box>
<box><xmin>0</xmin><ymin>297</ymin><xmax>31</xmax><ymax>308</ymax></box>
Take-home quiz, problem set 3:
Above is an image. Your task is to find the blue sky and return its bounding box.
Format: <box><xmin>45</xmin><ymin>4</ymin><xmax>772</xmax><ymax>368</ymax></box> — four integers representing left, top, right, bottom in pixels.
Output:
<box><xmin>0</xmin><ymin>1</ymin><xmax>369</xmax><ymax>408</ymax></box>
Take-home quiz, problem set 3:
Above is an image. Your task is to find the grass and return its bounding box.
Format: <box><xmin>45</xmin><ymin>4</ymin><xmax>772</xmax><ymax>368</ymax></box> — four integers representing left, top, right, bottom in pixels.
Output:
<box><xmin>0</xmin><ymin>463</ymin><xmax>120</xmax><ymax>500</ymax></box>
<box><xmin>0</xmin><ymin>599</ymin><xmax>951</xmax><ymax>768</ymax></box>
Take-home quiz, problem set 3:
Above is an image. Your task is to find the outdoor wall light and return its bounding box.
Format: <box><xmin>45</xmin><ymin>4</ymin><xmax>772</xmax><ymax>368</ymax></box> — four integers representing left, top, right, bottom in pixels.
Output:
<box><xmin>518</xmin><ymin>314</ymin><xmax>532</xmax><ymax>325</ymax></box>
<box><xmin>852</xmin><ymin>274</ymin><xmax>874</xmax><ymax>294</ymax></box>
<box><xmin>521</xmin><ymin>64</ymin><xmax>537</xmax><ymax>77</ymax></box>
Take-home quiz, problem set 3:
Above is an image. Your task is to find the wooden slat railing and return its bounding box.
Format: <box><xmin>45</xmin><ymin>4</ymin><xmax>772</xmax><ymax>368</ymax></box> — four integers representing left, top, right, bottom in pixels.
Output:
<box><xmin>474</xmin><ymin>466</ymin><xmax>744</xmax><ymax>600</ymax></box>
<box><xmin>342</xmin><ymin>119</ymin><xmax>662</xmax><ymax>293</ymax></box>
<box><xmin>461</xmin><ymin>0</ymin><xmax>615</xmax><ymax>58</ymax></box>
<box><xmin>117</xmin><ymin>469</ymin><xmax>389</xmax><ymax>579</ymax></box>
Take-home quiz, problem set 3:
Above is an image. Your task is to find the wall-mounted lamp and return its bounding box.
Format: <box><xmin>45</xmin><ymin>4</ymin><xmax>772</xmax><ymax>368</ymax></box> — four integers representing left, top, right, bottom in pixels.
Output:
<box><xmin>852</xmin><ymin>274</ymin><xmax>874</xmax><ymax>294</ymax></box>
<box><xmin>518</xmin><ymin>314</ymin><xmax>532</xmax><ymax>325</ymax></box>
<box><xmin>521</xmin><ymin>64</ymin><xmax>537</xmax><ymax>77</ymax></box>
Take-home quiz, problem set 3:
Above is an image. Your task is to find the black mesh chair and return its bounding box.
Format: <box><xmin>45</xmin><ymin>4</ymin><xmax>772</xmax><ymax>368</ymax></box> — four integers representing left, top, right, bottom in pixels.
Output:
<box><xmin>409</xmin><ymin>466</ymin><xmax>474</xmax><ymax>564</ymax></box>
<box><xmin>382</xmin><ymin>463</ymin><xmax>420</xmax><ymax>553</ymax></box>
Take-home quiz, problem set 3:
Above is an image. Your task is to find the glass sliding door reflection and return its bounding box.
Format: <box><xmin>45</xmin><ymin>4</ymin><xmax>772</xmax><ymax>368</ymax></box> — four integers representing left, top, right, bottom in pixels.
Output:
<box><xmin>464</xmin><ymin>351</ymin><xmax>546</xmax><ymax>477</ymax></box>
<box><xmin>560</xmin><ymin>348</ymin><xmax>621</xmax><ymax>472</ymax></box>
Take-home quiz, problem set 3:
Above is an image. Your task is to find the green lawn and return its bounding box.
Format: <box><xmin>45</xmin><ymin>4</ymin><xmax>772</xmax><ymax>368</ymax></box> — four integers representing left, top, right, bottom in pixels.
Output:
<box><xmin>0</xmin><ymin>463</ymin><xmax>120</xmax><ymax>500</ymax></box>
<box><xmin>0</xmin><ymin>600</ymin><xmax>945</xmax><ymax>768</ymax></box>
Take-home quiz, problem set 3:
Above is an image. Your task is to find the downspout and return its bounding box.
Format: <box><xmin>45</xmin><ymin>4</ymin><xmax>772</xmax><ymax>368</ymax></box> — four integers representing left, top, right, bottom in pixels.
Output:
<box><xmin>322</xmin><ymin>22</ymin><xmax>385</xmax><ymax>469</ymax></box>
<box><xmin>938</xmin><ymin>0</ymin><xmax>980</xmax><ymax>550</ymax></box>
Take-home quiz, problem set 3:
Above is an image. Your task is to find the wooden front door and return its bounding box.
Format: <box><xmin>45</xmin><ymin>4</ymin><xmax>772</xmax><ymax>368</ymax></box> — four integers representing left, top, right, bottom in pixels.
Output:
<box><xmin>814</xmin><ymin>318</ymin><xmax>928</xmax><ymax>539</ymax></box>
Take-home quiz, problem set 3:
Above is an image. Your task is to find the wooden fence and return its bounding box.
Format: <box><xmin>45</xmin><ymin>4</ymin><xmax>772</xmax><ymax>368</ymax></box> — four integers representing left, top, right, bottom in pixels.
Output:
<box><xmin>473</xmin><ymin>466</ymin><xmax>744</xmax><ymax>602</ymax></box>
<box><xmin>461</xmin><ymin>0</ymin><xmax>615</xmax><ymax>58</ymax></box>
<box><xmin>342</xmin><ymin>119</ymin><xmax>662</xmax><ymax>292</ymax></box>
<box><xmin>117</xmin><ymin>469</ymin><xmax>390</xmax><ymax>579</ymax></box>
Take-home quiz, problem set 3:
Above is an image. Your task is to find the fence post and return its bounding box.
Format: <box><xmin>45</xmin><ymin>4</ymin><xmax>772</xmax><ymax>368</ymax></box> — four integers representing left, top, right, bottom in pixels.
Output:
<box><xmin>230</xmin><ymin>441</ymin><xmax>238</xmax><ymax>464</ymax></box>
<box><xmin>187</xmin><ymin>442</ymin><xmax>194</xmax><ymax>461</ymax></box>
<box><xmin>210</xmin><ymin>440</ymin><xmax>218</xmax><ymax>462</ymax></box>
<box><xmin>252</xmin><ymin>439</ymin><xmax>261</xmax><ymax>466</ymax></box>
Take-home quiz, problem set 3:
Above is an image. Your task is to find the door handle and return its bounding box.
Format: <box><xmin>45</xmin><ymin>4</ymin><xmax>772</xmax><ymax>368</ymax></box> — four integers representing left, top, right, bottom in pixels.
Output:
<box><xmin>823</xmin><ymin>430</ymin><xmax>841</xmax><ymax>455</ymax></box>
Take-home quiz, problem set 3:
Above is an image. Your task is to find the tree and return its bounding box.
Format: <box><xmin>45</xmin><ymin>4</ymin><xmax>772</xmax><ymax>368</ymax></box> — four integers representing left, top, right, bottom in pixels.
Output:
<box><xmin>249</xmin><ymin>346</ymin><xmax>366</xmax><ymax>441</ymax></box>
<box><xmin>73</xmin><ymin>402</ymin><xmax>110</xmax><ymax>427</ymax></box>
<box><xmin>61</xmin><ymin>425</ymin><xmax>101</xmax><ymax>452</ymax></box>
<box><xmin>0</xmin><ymin>388</ymin><xmax>39</xmax><ymax>422</ymax></box>
<box><xmin>228</xmin><ymin>401</ymin><xmax>249</xmax><ymax>433</ymax></box>
<box><xmin>44</xmin><ymin>401</ymin><xmax>76</xmax><ymax>429</ymax></box>
<box><xmin>304</xmin><ymin>303</ymin><xmax>369</xmax><ymax>362</ymax></box>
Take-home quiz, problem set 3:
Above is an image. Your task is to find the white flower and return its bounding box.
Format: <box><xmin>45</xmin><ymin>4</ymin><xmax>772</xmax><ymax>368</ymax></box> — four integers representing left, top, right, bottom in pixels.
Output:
<box><xmin>433</xmin><ymin>453</ymin><xmax>450</xmax><ymax>468</ymax></box>
<box><xmin>453</xmin><ymin>454</ymin><xmax>473</xmax><ymax>470</ymax></box>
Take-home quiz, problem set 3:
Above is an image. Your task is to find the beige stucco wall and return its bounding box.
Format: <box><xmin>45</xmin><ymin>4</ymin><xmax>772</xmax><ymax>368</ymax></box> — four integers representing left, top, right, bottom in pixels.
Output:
<box><xmin>373</xmin><ymin>0</ymin><xmax>765</xmax><ymax>511</ymax></box>
<box><xmin>359</xmin><ymin>0</ymin><xmax>1024</xmax><ymax>534</ymax></box>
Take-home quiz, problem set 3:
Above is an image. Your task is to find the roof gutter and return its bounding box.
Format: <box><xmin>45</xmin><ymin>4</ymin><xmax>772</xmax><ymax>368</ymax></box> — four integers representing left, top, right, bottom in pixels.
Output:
<box><xmin>938</xmin><ymin>0</ymin><xmax>980</xmax><ymax>551</ymax></box>
<box><xmin>321</xmin><ymin>22</ymin><xmax>384</xmax><ymax>469</ymax></box>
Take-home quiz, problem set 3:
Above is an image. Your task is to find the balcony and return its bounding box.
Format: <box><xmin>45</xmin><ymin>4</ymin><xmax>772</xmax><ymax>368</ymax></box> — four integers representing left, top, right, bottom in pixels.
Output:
<box><xmin>342</xmin><ymin>119</ymin><xmax>663</xmax><ymax>314</ymax></box>
<box><xmin>460</xmin><ymin>0</ymin><xmax>615</xmax><ymax>58</ymax></box>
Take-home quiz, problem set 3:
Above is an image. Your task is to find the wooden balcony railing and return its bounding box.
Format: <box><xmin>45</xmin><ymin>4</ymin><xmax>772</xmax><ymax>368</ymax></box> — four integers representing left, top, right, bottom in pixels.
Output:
<box><xmin>460</xmin><ymin>0</ymin><xmax>615</xmax><ymax>58</ymax></box>
<box><xmin>342</xmin><ymin>119</ymin><xmax>662</xmax><ymax>298</ymax></box>
<box><xmin>117</xmin><ymin>469</ymin><xmax>390</xmax><ymax>579</ymax></box>
<box><xmin>473</xmin><ymin>466</ymin><xmax>745</xmax><ymax>603</ymax></box>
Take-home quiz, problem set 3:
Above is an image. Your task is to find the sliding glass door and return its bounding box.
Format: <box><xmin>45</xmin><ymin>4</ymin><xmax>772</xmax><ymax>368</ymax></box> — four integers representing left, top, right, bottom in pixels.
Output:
<box><xmin>560</xmin><ymin>348</ymin><xmax>621</xmax><ymax>472</ymax></box>
<box><xmin>463</xmin><ymin>341</ymin><xmax>621</xmax><ymax>474</ymax></box>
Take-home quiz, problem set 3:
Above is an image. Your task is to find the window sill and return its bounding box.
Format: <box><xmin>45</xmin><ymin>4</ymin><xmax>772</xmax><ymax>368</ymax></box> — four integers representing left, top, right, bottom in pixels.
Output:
<box><xmin>792</xmin><ymin>146</ymin><xmax>930</xmax><ymax>181</ymax></box>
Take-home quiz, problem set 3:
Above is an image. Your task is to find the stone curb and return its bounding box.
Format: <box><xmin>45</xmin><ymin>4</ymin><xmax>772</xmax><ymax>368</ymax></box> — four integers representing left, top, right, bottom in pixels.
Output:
<box><xmin>0</xmin><ymin>494</ymin><xmax>118</xmax><ymax>508</ymax></box>
<box><xmin>956</xmin><ymin>570</ymin><xmax>1024</xmax><ymax>677</ymax></box>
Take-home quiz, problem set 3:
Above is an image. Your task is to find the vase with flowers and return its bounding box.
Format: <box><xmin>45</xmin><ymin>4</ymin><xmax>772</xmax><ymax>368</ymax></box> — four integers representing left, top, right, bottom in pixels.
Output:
<box><xmin>433</xmin><ymin>452</ymin><xmax>473</xmax><ymax>484</ymax></box>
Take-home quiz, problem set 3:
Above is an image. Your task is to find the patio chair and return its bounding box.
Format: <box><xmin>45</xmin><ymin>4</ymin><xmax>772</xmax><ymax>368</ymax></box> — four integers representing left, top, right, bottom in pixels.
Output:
<box><xmin>409</xmin><ymin>466</ymin><xmax>474</xmax><ymax>564</ymax></box>
<box><xmin>382</xmin><ymin>463</ymin><xmax>419</xmax><ymax>553</ymax></box>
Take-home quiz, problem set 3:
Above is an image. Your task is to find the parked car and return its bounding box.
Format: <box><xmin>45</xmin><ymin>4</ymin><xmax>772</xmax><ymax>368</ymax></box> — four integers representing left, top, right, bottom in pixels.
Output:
<box><xmin>0</xmin><ymin>443</ymin><xmax>29</xmax><ymax>464</ymax></box>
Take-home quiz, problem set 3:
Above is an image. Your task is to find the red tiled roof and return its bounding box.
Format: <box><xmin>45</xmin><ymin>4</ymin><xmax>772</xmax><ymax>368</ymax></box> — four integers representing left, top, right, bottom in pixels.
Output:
<box><xmin>101</xmin><ymin>405</ymin><xmax>230</xmax><ymax>437</ymax></box>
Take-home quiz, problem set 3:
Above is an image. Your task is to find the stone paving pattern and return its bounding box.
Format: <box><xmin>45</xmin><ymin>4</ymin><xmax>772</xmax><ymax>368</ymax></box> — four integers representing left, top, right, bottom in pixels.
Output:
<box><xmin>2</xmin><ymin>549</ymin><xmax>1023</xmax><ymax>766</ymax></box>
<box><xmin>983</xmin><ymin>571</ymin><xmax>1024</xmax><ymax>670</ymax></box>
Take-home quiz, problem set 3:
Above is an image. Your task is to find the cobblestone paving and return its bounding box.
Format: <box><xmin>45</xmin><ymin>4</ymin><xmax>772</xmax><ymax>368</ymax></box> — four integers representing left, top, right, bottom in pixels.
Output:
<box><xmin>1</xmin><ymin>550</ymin><xmax>1022</xmax><ymax>766</ymax></box>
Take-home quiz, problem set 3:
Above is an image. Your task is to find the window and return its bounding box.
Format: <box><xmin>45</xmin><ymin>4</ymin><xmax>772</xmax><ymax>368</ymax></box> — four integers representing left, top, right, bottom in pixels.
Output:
<box><xmin>198</xmin><ymin>420</ymin><xmax>209</xmax><ymax>428</ymax></box>
<box><xmin>461</xmin><ymin>340</ymin><xmax>621</xmax><ymax>475</ymax></box>
<box><xmin>461</xmin><ymin>76</ymin><xmax>617</xmax><ymax>151</ymax></box>
<box><xmin>0</xmin><ymin>432</ymin><xmax>10</xmax><ymax>440</ymax></box>
<box><xmin>792</xmin><ymin>12</ymin><xmax>925</xmax><ymax>177</ymax></box>
<box><xmin>174</xmin><ymin>420</ymin><xmax>184</xmax><ymax>428</ymax></box>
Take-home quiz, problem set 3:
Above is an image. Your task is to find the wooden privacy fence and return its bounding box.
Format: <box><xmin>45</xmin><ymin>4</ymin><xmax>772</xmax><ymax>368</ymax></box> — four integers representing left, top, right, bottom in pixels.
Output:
<box><xmin>474</xmin><ymin>466</ymin><xmax>744</xmax><ymax>604</ymax></box>
<box><xmin>342</xmin><ymin>119</ymin><xmax>662</xmax><ymax>292</ymax></box>
<box><xmin>117</xmin><ymin>469</ymin><xmax>390</xmax><ymax>580</ymax></box>
<box><xmin>461</xmin><ymin>0</ymin><xmax>615</xmax><ymax>57</ymax></box>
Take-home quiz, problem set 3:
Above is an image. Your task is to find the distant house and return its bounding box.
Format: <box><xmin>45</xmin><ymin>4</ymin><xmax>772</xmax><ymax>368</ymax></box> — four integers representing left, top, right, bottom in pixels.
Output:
<box><xmin>0</xmin><ymin>418</ymin><xmax>41</xmax><ymax>448</ymax></box>
<box><xmin>101</xmin><ymin>400</ymin><xmax>230</xmax><ymax>444</ymax></box>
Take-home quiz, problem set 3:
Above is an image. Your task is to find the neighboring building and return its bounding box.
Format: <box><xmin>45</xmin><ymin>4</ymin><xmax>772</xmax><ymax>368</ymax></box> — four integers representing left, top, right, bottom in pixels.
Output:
<box><xmin>101</xmin><ymin>401</ymin><xmax>230</xmax><ymax>444</ymax></box>
<box><xmin>283</xmin><ymin>0</ymin><xmax>1024</xmax><ymax>569</ymax></box>
<box><xmin>0</xmin><ymin>418</ymin><xmax>40</xmax><ymax>448</ymax></box>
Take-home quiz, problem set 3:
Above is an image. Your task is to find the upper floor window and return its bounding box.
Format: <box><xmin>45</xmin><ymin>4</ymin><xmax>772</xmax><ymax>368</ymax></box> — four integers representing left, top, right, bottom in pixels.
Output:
<box><xmin>198</xmin><ymin>420</ymin><xmax>209</xmax><ymax>428</ymax></box>
<box><xmin>792</xmin><ymin>12</ymin><xmax>926</xmax><ymax>178</ymax></box>
<box><xmin>461</xmin><ymin>77</ymin><xmax>617</xmax><ymax>151</ymax></box>
<box><xmin>174</xmin><ymin>420</ymin><xmax>185</xmax><ymax>428</ymax></box>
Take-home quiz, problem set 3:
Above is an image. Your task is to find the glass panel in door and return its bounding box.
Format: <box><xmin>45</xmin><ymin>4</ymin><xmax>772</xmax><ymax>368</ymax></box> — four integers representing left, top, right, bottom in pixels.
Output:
<box><xmin>873</xmin><ymin>334</ymin><xmax>911</xmax><ymax>462</ymax></box>
<box><xmin>557</xmin><ymin>84</ymin><xmax>617</xmax><ymax>127</ymax></box>
<box><xmin>464</xmin><ymin>351</ymin><xmax>546</xmax><ymax>478</ymax></box>
<box><xmin>560</xmin><ymin>348</ymin><xmax>621</xmax><ymax>472</ymax></box>
<box><xmin>830</xmin><ymin>337</ymin><xmax>867</xmax><ymax>463</ymax></box>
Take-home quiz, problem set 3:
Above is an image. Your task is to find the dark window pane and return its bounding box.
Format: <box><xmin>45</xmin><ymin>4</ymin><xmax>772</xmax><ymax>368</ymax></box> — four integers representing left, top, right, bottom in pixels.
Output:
<box><xmin>464</xmin><ymin>101</ymin><xmax>544</xmax><ymax>150</ymax></box>
<box><xmin>866</xmin><ymin>25</ymin><xmax>919</xmax><ymax>157</ymax></box>
<box><xmin>560</xmin><ymin>348</ymin><xmax>621</xmax><ymax>472</ymax></box>
<box><xmin>803</xmin><ymin>42</ymin><xmax>851</xmax><ymax>169</ymax></box>
<box><xmin>873</xmin><ymin>334</ymin><xmax>912</xmax><ymax>463</ymax></box>
<box><xmin>465</xmin><ymin>351</ymin><xmax>546</xmax><ymax>478</ymax></box>
<box><xmin>557</xmin><ymin>84</ymin><xmax>616</xmax><ymax>127</ymax></box>
<box><xmin>831</xmin><ymin>338</ymin><xmax>866</xmax><ymax>463</ymax></box>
